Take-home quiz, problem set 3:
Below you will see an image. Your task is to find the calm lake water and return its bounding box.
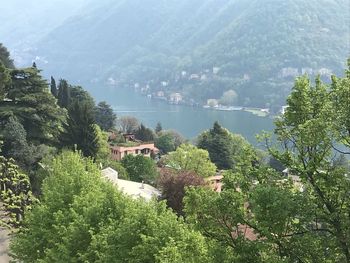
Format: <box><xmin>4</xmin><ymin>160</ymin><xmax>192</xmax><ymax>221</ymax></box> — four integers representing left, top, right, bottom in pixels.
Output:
<box><xmin>88</xmin><ymin>87</ymin><xmax>275</xmax><ymax>145</ymax></box>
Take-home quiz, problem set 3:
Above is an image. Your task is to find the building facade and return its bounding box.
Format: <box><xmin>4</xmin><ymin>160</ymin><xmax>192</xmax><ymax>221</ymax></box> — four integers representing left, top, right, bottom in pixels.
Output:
<box><xmin>110</xmin><ymin>143</ymin><xmax>159</xmax><ymax>161</ymax></box>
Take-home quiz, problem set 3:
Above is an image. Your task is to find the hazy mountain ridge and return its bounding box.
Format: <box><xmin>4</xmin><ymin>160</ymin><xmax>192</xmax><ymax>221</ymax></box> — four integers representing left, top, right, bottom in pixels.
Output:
<box><xmin>6</xmin><ymin>0</ymin><xmax>350</xmax><ymax>107</ymax></box>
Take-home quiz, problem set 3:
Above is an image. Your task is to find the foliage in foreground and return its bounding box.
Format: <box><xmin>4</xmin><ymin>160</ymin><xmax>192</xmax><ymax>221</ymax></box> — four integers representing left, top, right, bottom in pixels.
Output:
<box><xmin>121</xmin><ymin>154</ymin><xmax>158</xmax><ymax>183</ymax></box>
<box><xmin>185</xmin><ymin>64</ymin><xmax>350</xmax><ymax>262</ymax></box>
<box><xmin>164</xmin><ymin>144</ymin><xmax>216</xmax><ymax>177</ymax></box>
<box><xmin>0</xmin><ymin>153</ymin><xmax>33</xmax><ymax>227</ymax></box>
<box><xmin>158</xmin><ymin>169</ymin><xmax>206</xmax><ymax>216</ymax></box>
<box><xmin>10</xmin><ymin>151</ymin><xmax>209</xmax><ymax>262</ymax></box>
<box><xmin>197</xmin><ymin>121</ymin><xmax>250</xmax><ymax>170</ymax></box>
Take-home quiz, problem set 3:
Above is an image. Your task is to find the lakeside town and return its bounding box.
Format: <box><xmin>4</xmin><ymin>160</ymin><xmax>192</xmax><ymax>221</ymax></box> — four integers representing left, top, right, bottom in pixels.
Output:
<box><xmin>106</xmin><ymin>64</ymin><xmax>332</xmax><ymax>118</ymax></box>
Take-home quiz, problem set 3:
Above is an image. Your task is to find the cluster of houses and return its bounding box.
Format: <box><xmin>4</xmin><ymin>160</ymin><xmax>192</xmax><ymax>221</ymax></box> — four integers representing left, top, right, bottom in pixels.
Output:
<box><xmin>133</xmin><ymin>66</ymin><xmax>233</xmax><ymax>106</ymax></box>
<box><xmin>279</xmin><ymin>67</ymin><xmax>333</xmax><ymax>78</ymax></box>
<box><xmin>102</xmin><ymin>131</ymin><xmax>308</xmax><ymax>242</ymax></box>
<box><xmin>103</xmin><ymin>132</ymin><xmax>226</xmax><ymax>201</ymax></box>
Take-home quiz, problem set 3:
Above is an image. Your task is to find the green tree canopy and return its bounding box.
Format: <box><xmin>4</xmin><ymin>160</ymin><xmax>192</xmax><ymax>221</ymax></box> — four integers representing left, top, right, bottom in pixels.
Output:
<box><xmin>60</xmin><ymin>101</ymin><xmax>99</xmax><ymax>158</ymax></box>
<box><xmin>270</xmin><ymin>71</ymin><xmax>350</xmax><ymax>261</ymax></box>
<box><xmin>95</xmin><ymin>101</ymin><xmax>116</xmax><ymax>131</ymax></box>
<box><xmin>0</xmin><ymin>61</ymin><xmax>10</xmax><ymax>100</ymax></box>
<box><xmin>0</xmin><ymin>153</ymin><xmax>33</xmax><ymax>226</ymax></box>
<box><xmin>155</xmin><ymin>122</ymin><xmax>162</xmax><ymax>133</ymax></box>
<box><xmin>155</xmin><ymin>132</ymin><xmax>176</xmax><ymax>154</ymax></box>
<box><xmin>164</xmin><ymin>144</ymin><xmax>216</xmax><ymax>177</ymax></box>
<box><xmin>121</xmin><ymin>154</ymin><xmax>158</xmax><ymax>183</ymax></box>
<box><xmin>156</xmin><ymin>130</ymin><xmax>186</xmax><ymax>154</ymax></box>
<box><xmin>1</xmin><ymin>116</ymin><xmax>53</xmax><ymax>172</ymax></box>
<box><xmin>0</xmin><ymin>67</ymin><xmax>66</xmax><ymax>144</ymax></box>
<box><xmin>197</xmin><ymin>121</ymin><xmax>250</xmax><ymax>170</ymax></box>
<box><xmin>70</xmin><ymin>85</ymin><xmax>95</xmax><ymax>107</ymax></box>
<box><xmin>135</xmin><ymin>123</ymin><xmax>155</xmax><ymax>142</ymax></box>
<box><xmin>50</xmin><ymin>76</ymin><xmax>57</xmax><ymax>98</ymax></box>
<box><xmin>10</xmin><ymin>151</ymin><xmax>209</xmax><ymax>262</ymax></box>
<box><xmin>57</xmin><ymin>79</ymin><xmax>71</xmax><ymax>108</ymax></box>
<box><xmin>0</xmin><ymin>43</ymin><xmax>14</xmax><ymax>68</ymax></box>
<box><xmin>185</xmin><ymin>64</ymin><xmax>350</xmax><ymax>262</ymax></box>
<box><xmin>94</xmin><ymin>124</ymin><xmax>111</xmax><ymax>164</ymax></box>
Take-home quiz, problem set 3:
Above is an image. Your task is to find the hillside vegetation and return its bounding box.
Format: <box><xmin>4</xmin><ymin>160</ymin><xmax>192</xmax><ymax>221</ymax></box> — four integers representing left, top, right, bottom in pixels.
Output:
<box><xmin>7</xmin><ymin>0</ymin><xmax>350</xmax><ymax>107</ymax></box>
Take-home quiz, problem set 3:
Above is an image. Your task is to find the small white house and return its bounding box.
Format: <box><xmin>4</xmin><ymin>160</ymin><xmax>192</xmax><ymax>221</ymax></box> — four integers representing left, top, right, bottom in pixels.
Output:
<box><xmin>101</xmin><ymin>167</ymin><xmax>161</xmax><ymax>201</ymax></box>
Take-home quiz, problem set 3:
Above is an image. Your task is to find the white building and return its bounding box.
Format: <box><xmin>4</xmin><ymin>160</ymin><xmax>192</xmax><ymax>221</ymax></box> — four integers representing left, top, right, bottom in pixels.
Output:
<box><xmin>213</xmin><ymin>67</ymin><xmax>220</xmax><ymax>74</ymax></box>
<box><xmin>101</xmin><ymin>168</ymin><xmax>161</xmax><ymax>201</ymax></box>
<box><xmin>280</xmin><ymin>67</ymin><xmax>299</xmax><ymax>78</ymax></box>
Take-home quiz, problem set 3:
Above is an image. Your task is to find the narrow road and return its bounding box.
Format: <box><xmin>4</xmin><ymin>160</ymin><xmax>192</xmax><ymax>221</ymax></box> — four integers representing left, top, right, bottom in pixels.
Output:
<box><xmin>0</xmin><ymin>226</ymin><xmax>10</xmax><ymax>263</ymax></box>
<box><xmin>0</xmin><ymin>202</ymin><xmax>11</xmax><ymax>263</ymax></box>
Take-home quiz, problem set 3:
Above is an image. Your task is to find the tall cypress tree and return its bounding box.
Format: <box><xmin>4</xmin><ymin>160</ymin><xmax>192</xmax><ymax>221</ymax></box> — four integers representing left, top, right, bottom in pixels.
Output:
<box><xmin>57</xmin><ymin>79</ymin><xmax>71</xmax><ymax>108</ymax></box>
<box><xmin>0</xmin><ymin>61</ymin><xmax>10</xmax><ymax>100</ymax></box>
<box><xmin>155</xmin><ymin>122</ymin><xmax>162</xmax><ymax>133</ymax></box>
<box><xmin>50</xmin><ymin>76</ymin><xmax>57</xmax><ymax>98</ymax></box>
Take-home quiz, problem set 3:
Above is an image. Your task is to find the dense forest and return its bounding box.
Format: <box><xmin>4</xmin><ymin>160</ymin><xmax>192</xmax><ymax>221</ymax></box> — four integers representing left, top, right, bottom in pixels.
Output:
<box><xmin>1</xmin><ymin>42</ymin><xmax>350</xmax><ymax>262</ymax></box>
<box><xmin>1</xmin><ymin>0</ymin><xmax>349</xmax><ymax>108</ymax></box>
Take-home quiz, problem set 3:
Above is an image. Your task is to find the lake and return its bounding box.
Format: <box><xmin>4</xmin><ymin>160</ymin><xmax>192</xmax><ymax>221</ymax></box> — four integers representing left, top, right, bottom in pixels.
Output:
<box><xmin>88</xmin><ymin>86</ymin><xmax>276</xmax><ymax>145</ymax></box>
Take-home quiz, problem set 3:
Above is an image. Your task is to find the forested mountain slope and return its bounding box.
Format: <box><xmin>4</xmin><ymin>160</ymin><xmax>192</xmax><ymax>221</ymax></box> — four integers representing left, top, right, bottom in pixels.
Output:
<box><xmin>0</xmin><ymin>0</ymin><xmax>87</xmax><ymax>66</ymax></box>
<box><xmin>10</xmin><ymin>0</ymin><xmax>350</xmax><ymax>107</ymax></box>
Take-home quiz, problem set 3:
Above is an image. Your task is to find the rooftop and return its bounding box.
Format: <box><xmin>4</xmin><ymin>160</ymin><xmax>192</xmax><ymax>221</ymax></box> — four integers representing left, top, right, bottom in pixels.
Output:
<box><xmin>101</xmin><ymin>167</ymin><xmax>160</xmax><ymax>201</ymax></box>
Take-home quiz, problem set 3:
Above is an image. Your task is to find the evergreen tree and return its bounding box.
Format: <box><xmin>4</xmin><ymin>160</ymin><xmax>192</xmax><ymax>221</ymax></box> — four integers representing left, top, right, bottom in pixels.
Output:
<box><xmin>0</xmin><ymin>43</ymin><xmax>14</xmax><ymax>68</ymax></box>
<box><xmin>197</xmin><ymin>121</ymin><xmax>249</xmax><ymax>170</ymax></box>
<box><xmin>2</xmin><ymin>117</ymin><xmax>31</xmax><ymax>166</ymax></box>
<box><xmin>31</xmin><ymin>62</ymin><xmax>37</xmax><ymax>68</ymax></box>
<box><xmin>57</xmin><ymin>79</ymin><xmax>71</xmax><ymax>108</ymax></box>
<box><xmin>60</xmin><ymin>101</ymin><xmax>99</xmax><ymax>158</ymax></box>
<box><xmin>0</xmin><ymin>67</ymin><xmax>65</xmax><ymax>144</ymax></box>
<box><xmin>50</xmin><ymin>76</ymin><xmax>57</xmax><ymax>97</ymax></box>
<box><xmin>1</xmin><ymin>116</ymin><xmax>54</xmax><ymax>175</ymax></box>
<box><xmin>135</xmin><ymin>123</ymin><xmax>155</xmax><ymax>142</ymax></box>
<box><xmin>155</xmin><ymin>122</ymin><xmax>162</xmax><ymax>133</ymax></box>
<box><xmin>94</xmin><ymin>101</ymin><xmax>116</xmax><ymax>131</ymax></box>
<box><xmin>0</xmin><ymin>61</ymin><xmax>10</xmax><ymax>100</ymax></box>
<box><xmin>70</xmin><ymin>85</ymin><xmax>95</xmax><ymax>107</ymax></box>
